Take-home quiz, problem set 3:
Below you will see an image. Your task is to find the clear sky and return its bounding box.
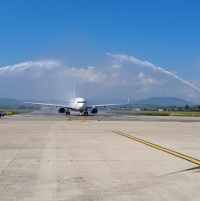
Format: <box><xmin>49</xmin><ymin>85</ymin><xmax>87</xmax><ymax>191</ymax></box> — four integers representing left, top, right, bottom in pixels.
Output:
<box><xmin>1</xmin><ymin>0</ymin><xmax>200</xmax><ymax>102</ymax></box>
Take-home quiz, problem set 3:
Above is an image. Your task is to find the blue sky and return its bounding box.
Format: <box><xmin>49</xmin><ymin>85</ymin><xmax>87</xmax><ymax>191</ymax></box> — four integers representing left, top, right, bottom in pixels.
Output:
<box><xmin>1</xmin><ymin>0</ymin><xmax>200</xmax><ymax>102</ymax></box>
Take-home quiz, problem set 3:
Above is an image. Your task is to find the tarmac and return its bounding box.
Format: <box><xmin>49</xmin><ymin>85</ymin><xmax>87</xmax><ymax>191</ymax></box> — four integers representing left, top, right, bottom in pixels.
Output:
<box><xmin>0</xmin><ymin>112</ymin><xmax>200</xmax><ymax>200</ymax></box>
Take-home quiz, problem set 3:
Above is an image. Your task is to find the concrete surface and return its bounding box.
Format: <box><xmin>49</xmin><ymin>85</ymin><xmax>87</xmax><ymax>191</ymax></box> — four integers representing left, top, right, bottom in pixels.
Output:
<box><xmin>0</xmin><ymin>114</ymin><xmax>200</xmax><ymax>200</ymax></box>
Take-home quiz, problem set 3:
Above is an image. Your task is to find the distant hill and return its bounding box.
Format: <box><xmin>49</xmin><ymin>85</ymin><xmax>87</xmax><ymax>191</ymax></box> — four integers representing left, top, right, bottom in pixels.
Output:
<box><xmin>132</xmin><ymin>97</ymin><xmax>195</xmax><ymax>107</ymax></box>
<box><xmin>0</xmin><ymin>97</ymin><xmax>196</xmax><ymax>107</ymax></box>
<box><xmin>0</xmin><ymin>98</ymin><xmax>23</xmax><ymax>106</ymax></box>
<box><xmin>0</xmin><ymin>98</ymin><xmax>66</xmax><ymax>108</ymax></box>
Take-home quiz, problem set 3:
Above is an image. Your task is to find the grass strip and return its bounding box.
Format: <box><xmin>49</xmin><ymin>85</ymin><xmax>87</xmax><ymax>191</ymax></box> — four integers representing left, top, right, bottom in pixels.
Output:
<box><xmin>4</xmin><ymin>110</ymin><xmax>19</xmax><ymax>115</ymax></box>
<box><xmin>107</xmin><ymin>110</ymin><xmax>200</xmax><ymax>117</ymax></box>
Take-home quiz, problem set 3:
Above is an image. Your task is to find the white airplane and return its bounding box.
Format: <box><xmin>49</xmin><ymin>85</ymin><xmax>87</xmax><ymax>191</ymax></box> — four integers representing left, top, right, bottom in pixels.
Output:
<box><xmin>24</xmin><ymin>97</ymin><xmax>129</xmax><ymax>116</ymax></box>
<box><xmin>24</xmin><ymin>83</ymin><xmax>129</xmax><ymax>116</ymax></box>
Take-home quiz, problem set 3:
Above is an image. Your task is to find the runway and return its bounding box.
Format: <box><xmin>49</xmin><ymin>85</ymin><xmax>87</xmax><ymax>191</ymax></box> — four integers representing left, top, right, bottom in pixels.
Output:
<box><xmin>5</xmin><ymin>109</ymin><xmax>200</xmax><ymax>122</ymax></box>
<box><xmin>0</xmin><ymin>113</ymin><xmax>200</xmax><ymax>200</ymax></box>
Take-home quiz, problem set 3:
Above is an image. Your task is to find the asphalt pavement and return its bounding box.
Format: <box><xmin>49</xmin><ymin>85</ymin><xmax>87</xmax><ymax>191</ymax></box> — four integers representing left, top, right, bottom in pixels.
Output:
<box><xmin>0</xmin><ymin>113</ymin><xmax>200</xmax><ymax>200</ymax></box>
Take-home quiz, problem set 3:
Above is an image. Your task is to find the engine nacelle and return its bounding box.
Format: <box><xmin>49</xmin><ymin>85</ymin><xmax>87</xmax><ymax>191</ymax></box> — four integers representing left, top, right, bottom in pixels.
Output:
<box><xmin>58</xmin><ymin>107</ymin><xmax>66</xmax><ymax>113</ymax></box>
<box><xmin>90</xmin><ymin>107</ymin><xmax>98</xmax><ymax>114</ymax></box>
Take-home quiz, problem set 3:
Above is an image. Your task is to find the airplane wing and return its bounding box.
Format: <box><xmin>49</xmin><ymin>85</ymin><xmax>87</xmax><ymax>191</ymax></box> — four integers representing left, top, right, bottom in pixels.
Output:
<box><xmin>23</xmin><ymin>102</ymin><xmax>71</xmax><ymax>108</ymax></box>
<box><xmin>86</xmin><ymin>98</ymin><xmax>129</xmax><ymax>108</ymax></box>
<box><xmin>86</xmin><ymin>103</ymin><xmax>121</xmax><ymax>109</ymax></box>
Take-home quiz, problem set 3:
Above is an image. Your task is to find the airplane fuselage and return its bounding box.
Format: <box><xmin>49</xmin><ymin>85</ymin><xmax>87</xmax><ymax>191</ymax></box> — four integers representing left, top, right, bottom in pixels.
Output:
<box><xmin>70</xmin><ymin>97</ymin><xmax>86</xmax><ymax>112</ymax></box>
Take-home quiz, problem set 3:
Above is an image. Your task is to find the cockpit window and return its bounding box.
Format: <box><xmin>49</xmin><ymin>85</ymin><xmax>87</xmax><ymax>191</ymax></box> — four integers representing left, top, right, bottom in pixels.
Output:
<box><xmin>77</xmin><ymin>101</ymin><xmax>85</xmax><ymax>103</ymax></box>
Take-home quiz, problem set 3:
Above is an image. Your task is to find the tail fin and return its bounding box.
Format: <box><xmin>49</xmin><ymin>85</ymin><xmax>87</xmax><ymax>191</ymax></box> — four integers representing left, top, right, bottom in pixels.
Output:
<box><xmin>127</xmin><ymin>97</ymin><xmax>129</xmax><ymax>104</ymax></box>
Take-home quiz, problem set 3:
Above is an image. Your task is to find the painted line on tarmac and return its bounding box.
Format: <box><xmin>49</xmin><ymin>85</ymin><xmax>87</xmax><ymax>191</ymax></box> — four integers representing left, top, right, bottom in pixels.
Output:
<box><xmin>112</xmin><ymin>130</ymin><xmax>200</xmax><ymax>165</ymax></box>
<box><xmin>69</xmin><ymin>116</ymin><xmax>100</xmax><ymax>122</ymax></box>
<box><xmin>70</xmin><ymin>116</ymin><xmax>99</xmax><ymax>122</ymax></box>
<box><xmin>78</xmin><ymin>116</ymin><xmax>83</xmax><ymax>121</ymax></box>
<box><xmin>70</xmin><ymin>120</ymin><xmax>99</xmax><ymax>122</ymax></box>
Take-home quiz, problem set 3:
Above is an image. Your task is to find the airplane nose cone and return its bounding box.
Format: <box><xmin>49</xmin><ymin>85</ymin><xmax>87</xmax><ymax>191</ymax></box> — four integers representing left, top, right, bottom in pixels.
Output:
<box><xmin>82</xmin><ymin>104</ymin><xmax>86</xmax><ymax>109</ymax></box>
<box><xmin>80</xmin><ymin>103</ymin><xmax>86</xmax><ymax>110</ymax></box>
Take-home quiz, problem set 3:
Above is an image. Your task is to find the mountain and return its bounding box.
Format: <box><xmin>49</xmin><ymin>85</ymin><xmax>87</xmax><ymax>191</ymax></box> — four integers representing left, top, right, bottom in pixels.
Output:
<box><xmin>0</xmin><ymin>98</ymin><xmax>23</xmax><ymax>106</ymax></box>
<box><xmin>0</xmin><ymin>97</ymin><xmax>196</xmax><ymax>107</ymax></box>
<box><xmin>131</xmin><ymin>97</ymin><xmax>195</xmax><ymax>107</ymax></box>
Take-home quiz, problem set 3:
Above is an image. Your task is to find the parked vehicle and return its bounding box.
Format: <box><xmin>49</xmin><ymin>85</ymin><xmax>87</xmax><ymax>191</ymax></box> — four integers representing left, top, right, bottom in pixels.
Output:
<box><xmin>0</xmin><ymin>111</ymin><xmax>5</xmax><ymax>118</ymax></box>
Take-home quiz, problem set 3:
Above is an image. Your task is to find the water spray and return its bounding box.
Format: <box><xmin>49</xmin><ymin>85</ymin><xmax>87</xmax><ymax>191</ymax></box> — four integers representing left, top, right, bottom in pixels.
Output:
<box><xmin>108</xmin><ymin>53</ymin><xmax>200</xmax><ymax>92</ymax></box>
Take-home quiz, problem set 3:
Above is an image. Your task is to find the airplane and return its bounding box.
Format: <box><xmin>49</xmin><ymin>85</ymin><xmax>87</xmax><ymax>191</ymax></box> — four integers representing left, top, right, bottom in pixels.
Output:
<box><xmin>23</xmin><ymin>83</ymin><xmax>129</xmax><ymax>116</ymax></box>
<box><xmin>24</xmin><ymin>97</ymin><xmax>129</xmax><ymax>116</ymax></box>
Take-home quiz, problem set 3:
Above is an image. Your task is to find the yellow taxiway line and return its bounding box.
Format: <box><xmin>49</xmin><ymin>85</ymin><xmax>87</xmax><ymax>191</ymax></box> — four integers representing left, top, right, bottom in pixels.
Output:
<box><xmin>112</xmin><ymin>130</ymin><xmax>200</xmax><ymax>165</ymax></box>
<box><xmin>70</xmin><ymin>116</ymin><xmax>99</xmax><ymax>122</ymax></box>
<box><xmin>70</xmin><ymin>120</ymin><xmax>99</xmax><ymax>122</ymax></box>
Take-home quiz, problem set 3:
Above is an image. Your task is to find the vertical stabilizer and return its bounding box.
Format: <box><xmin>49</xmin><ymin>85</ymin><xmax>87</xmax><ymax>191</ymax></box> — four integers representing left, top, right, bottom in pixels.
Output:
<box><xmin>127</xmin><ymin>97</ymin><xmax>129</xmax><ymax>104</ymax></box>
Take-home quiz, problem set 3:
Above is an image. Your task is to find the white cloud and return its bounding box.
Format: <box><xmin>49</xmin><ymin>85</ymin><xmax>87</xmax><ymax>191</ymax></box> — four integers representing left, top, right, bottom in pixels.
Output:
<box><xmin>112</xmin><ymin>64</ymin><xmax>121</xmax><ymax>69</ymax></box>
<box><xmin>69</xmin><ymin>66</ymin><xmax>106</xmax><ymax>83</ymax></box>
<box><xmin>138</xmin><ymin>71</ymin><xmax>144</xmax><ymax>78</ymax></box>
<box><xmin>140</xmin><ymin>78</ymin><xmax>159</xmax><ymax>85</ymax></box>
<box><xmin>0</xmin><ymin>53</ymin><xmax>200</xmax><ymax>102</ymax></box>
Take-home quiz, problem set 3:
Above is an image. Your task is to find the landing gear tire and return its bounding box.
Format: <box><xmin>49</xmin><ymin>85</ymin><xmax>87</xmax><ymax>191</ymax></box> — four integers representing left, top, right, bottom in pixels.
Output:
<box><xmin>65</xmin><ymin>111</ymin><xmax>70</xmax><ymax>115</ymax></box>
<box><xmin>83</xmin><ymin>111</ymin><xmax>88</xmax><ymax>116</ymax></box>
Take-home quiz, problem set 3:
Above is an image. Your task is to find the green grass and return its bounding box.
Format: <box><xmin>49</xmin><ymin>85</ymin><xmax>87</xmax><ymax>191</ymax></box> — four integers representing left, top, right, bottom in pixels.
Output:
<box><xmin>107</xmin><ymin>110</ymin><xmax>200</xmax><ymax>117</ymax></box>
<box><xmin>0</xmin><ymin>108</ymin><xmax>37</xmax><ymax>115</ymax></box>
<box><xmin>4</xmin><ymin>110</ymin><xmax>19</xmax><ymax>115</ymax></box>
<box><xmin>169</xmin><ymin>112</ymin><xmax>200</xmax><ymax>117</ymax></box>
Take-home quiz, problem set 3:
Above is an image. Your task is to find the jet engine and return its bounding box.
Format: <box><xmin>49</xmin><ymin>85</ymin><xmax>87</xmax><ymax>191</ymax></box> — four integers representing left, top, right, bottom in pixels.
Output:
<box><xmin>90</xmin><ymin>107</ymin><xmax>98</xmax><ymax>114</ymax></box>
<box><xmin>58</xmin><ymin>107</ymin><xmax>66</xmax><ymax>113</ymax></box>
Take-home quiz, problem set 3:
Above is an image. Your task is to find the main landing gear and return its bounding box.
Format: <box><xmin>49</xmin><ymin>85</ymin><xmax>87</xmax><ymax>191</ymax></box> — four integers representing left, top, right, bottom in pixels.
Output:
<box><xmin>79</xmin><ymin>110</ymin><xmax>88</xmax><ymax>116</ymax></box>
<box><xmin>83</xmin><ymin>109</ymin><xmax>88</xmax><ymax>116</ymax></box>
<box><xmin>65</xmin><ymin>109</ymin><xmax>70</xmax><ymax>115</ymax></box>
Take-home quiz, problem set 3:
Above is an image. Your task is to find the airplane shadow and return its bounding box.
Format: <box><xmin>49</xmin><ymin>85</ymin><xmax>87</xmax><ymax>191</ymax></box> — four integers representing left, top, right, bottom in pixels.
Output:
<box><xmin>161</xmin><ymin>166</ymin><xmax>200</xmax><ymax>177</ymax></box>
